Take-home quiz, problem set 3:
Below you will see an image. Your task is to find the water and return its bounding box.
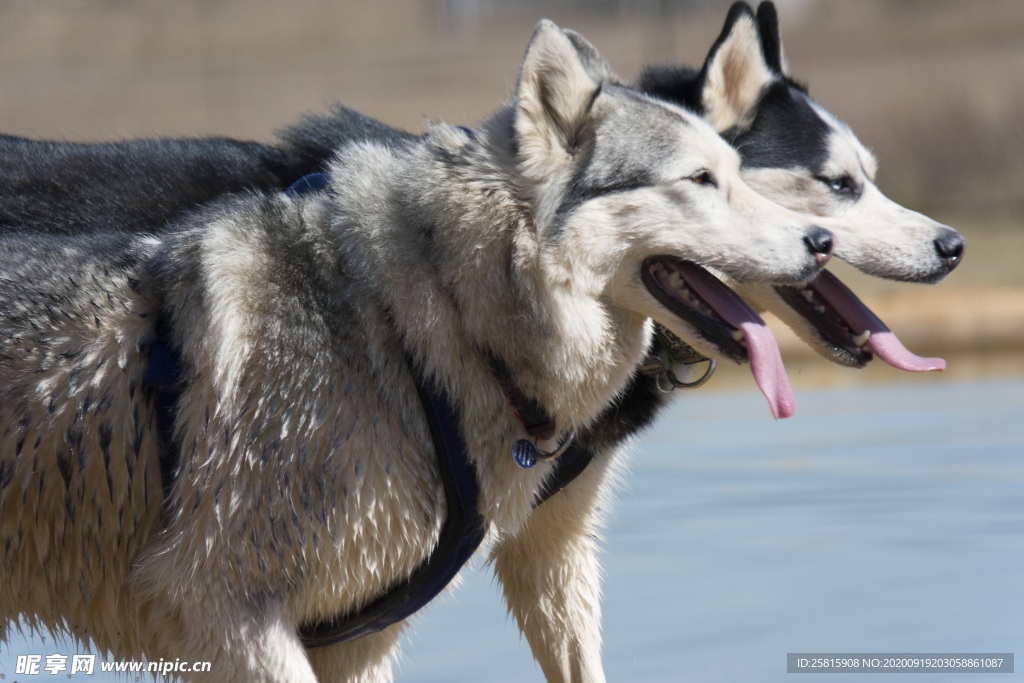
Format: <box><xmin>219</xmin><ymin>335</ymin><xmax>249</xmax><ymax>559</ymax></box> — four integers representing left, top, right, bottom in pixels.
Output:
<box><xmin>3</xmin><ymin>377</ymin><xmax>1023</xmax><ymax>681</ymax></box>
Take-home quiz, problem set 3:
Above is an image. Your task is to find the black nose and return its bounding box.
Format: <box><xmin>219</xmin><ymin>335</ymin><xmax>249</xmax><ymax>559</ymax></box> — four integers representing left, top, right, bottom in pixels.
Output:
<box><xmin>803</xmin><ymin>227</ymin><xmax>834</xmax><ymax>266</ymax></box>
<box><xmin>934</xmin><ymin>229</ymin><xmax>965</xmax><ymax>270</ymax></box>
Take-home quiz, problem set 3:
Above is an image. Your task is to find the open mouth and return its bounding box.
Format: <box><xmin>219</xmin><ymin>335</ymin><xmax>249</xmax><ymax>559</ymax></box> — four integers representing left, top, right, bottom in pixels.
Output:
<box><xmin>775</xmin><ymin>270</ymin><xmax>945</xmax><ymax>372</ymax></box>
<box><xmin>641</xmin><ymin>257</ymin><xmax>795</xmax><ymax>419</ymax></box>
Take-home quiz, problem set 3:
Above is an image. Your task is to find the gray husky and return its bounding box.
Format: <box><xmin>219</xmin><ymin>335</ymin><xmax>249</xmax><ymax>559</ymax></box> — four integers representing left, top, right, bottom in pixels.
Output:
<box><xmin>0</xmin><ymin>22</ymin><xmax>832</xmax><ymax>682</ymax></box>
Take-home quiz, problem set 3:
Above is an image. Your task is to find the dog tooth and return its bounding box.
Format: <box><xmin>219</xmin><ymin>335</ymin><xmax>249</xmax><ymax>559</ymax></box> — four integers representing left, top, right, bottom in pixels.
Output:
<box><xmin>731</xmin><ymin>329</ymin><xmax>746</xmax><ymax>342</ymax></box>
<box><xmin>852</xmin><ymin>330</ymin><xmax>871</xmax><ymax>347</ymax></box>
<box><xmin>802</xmin><ymin>289</ymin><xmax>815</xmax><ymax>302</ymax></box>
<box><xmin>815</xmin><ymin>304</ymin><xmax>826</xmax><ymax>314</ymax></box>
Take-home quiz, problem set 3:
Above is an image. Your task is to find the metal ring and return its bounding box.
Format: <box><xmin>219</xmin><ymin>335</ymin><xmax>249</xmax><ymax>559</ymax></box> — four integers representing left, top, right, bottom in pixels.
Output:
<box><xmin>536</xmin><ymin>430</ymin><xmax>577</xmax><ymax>462</ymax></box>
<box><xmin>666</xmin><ymin>358</ymin><xmax>717</xmax><ymax>390</ymax></box>
<box><xmin>656</xmin><ymin>372</ymin><xmax>676</xmax><ymax>394</ymax></box>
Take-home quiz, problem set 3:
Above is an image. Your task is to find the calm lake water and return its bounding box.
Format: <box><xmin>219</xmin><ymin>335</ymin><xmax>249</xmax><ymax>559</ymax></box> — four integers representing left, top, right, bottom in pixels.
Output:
<box><xmin>3</xmin><ymin>376</ymin><xmax>1022</xmax><ymax>682</ymax></box>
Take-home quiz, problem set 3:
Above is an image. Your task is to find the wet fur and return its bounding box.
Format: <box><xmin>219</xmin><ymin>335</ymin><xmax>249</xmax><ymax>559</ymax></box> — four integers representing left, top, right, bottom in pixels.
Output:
<box><xmin>0</xmin><ymin>22</ymin><xmax>826</xmax><ymax>682</ymax></box>
<box><xmin>0</xmin><ymin>8</ymin><xmax>961</xmax><ymax>678</ymax></box>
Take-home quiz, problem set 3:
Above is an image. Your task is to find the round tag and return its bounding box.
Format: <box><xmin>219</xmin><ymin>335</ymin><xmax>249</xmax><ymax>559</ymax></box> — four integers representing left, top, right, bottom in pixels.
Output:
<box><xmin>512</xmin><ymin>439</ymin><xmax>538</xmax><ymax>469</ymax></box>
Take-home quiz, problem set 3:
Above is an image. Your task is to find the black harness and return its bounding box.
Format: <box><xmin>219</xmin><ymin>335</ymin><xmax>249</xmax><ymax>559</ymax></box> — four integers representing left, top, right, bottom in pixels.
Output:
<box><xmin>144</xmin><ymin>172</ymin><xmax>595</xmax><ymax>648</ymax></box>
<box><xmin>300</xmin><ymin>354</ymin><xmax>488</xmax><ymax>646</ymax></box>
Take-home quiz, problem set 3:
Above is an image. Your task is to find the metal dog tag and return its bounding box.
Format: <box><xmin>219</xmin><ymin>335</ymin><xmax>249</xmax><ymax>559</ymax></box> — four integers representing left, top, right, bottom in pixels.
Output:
<box><xmin>512</xmin><ymin>439</ymin><xmax>539</xmax><ymax>469</ymax></box>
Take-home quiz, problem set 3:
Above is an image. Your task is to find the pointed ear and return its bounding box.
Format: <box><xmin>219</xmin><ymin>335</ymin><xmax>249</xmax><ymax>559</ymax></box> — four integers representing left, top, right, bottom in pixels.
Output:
<box><xmin>756</xmin><ymin>2</ymin><xmax>790</xmax><ymax>75</ymax></box>
<box><xmin>700</xmin><ymin>2</ymin><xmax>775</xmax><ymax>132</ymax></box>
<box><xmin>515</xmin><ymin>20</ymin><xmax>601</xmax><ymax>175</ymax></box>
<box><xmin>562</xmin><ymin>28</ymin><xmax>623</xmax><ymax>85</ymax></box>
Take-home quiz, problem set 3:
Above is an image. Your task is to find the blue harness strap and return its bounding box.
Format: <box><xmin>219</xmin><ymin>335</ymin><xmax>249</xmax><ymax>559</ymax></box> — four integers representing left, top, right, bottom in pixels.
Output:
<box><xmin>143</xmin><ymin>330</ymin><xmax>488</xmax><ymax>647</ymax></box>
<box><xmin>285</xmin><ymin>172</ymin><xmax>329</xmax><ymax>195</ymax></box>
<box><xmin>142</xmin><ymin>172</ymin><xmax>594</xmax><ymax>647</ymax></box>
<box><xmin>535</xmin><ymin>445</ymin><xmax>594</xmax><ymax>505</ymax></box>
<box><xmin>298</xmin><ymin>356</ymin><xmax>486</xmax><ymax>647</ymax></box>
<box><xmin>144</xmin><ymin>321</ymin><xmax>184</xmax><ymax>503</ymax></box>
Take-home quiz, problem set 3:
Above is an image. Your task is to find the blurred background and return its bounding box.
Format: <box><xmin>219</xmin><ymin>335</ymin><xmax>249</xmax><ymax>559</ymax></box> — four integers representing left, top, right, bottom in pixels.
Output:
<box><xmin>0</xmin><ymin>1</ymin><xmax>1022</xmax><ymax>681</ymax></box>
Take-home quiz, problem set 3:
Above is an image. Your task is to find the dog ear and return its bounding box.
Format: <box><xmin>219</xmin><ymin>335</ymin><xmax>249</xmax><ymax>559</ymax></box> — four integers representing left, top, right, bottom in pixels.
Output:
<box><xmin>562</xmin><ymin>28</ymin><xmax>623</xmax><ymax>85</ymax></box>
<box><xmin>514</xmin><ymin>20</ymin><xmax>601</xmax><ymax>176</ymax></box>
<box><xmin>755</xmin><ymin>2</ymin><xmax>790</xmax><ymax>75</ymax></box>
<box><xmin>700</xmin><ymin>2</ymin><xmax>775</xmax><ymax>132</ymax></box>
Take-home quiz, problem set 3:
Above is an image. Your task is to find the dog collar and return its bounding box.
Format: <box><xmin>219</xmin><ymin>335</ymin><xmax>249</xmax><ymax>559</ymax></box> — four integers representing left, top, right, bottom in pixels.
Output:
<box><xmin>481</xmin><ymin>352</ymin><xmax>581</xmax><ymax>470</ymax></box>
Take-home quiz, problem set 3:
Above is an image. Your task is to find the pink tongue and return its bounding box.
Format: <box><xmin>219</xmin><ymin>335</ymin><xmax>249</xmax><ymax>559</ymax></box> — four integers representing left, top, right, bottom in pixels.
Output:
<box><xmin>677</xmin><ymin>263</ymin><xmax>796</xmax><ymax>419</ymax></box>
<box><xmin>811</xmin><ymin>271</ymin><xmax>945</xmax><ymax>372</ymax></box>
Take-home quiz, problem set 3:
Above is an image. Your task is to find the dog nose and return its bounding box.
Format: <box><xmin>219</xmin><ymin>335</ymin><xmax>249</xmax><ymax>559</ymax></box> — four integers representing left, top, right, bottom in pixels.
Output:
<box><xmin>934</xmin><ymin>229</ymin><xmax>966</xmax><ymax>270</ymax></box>
<box><xmin>803</xmin><ymin>227</ymin><xmax>834</xmax><ymax>267</ymax></box>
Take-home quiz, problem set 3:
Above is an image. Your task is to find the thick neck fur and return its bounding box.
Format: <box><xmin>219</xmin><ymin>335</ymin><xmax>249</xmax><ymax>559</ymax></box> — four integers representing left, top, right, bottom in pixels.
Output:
<box><xmin>327</xmin><ymin>114</ymin><xmax>650</xmax><ymax>435</ymax></box>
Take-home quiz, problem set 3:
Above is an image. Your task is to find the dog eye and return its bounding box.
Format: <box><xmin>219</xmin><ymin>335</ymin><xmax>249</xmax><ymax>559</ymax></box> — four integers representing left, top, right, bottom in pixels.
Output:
<box><xmin>819</xmin><ymin>174</ymin><xmax>856</xmax><ymax>196</ymax></box>
<box><xmin>688</xmin><ymin>170</ymin><xmax>718</xmax><ymax>188</ymax></box>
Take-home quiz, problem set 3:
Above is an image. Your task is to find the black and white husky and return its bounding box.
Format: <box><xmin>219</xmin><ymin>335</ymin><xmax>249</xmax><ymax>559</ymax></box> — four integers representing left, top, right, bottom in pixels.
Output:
<box><xmin>0</xmin><ymin>22</ymin><xmax>831</xmax><ymax>682</ymax></box>
<box><xmin>639</xmin><ymin>1</ymin><xmax>964</xmax><ymax>372</ymax></box>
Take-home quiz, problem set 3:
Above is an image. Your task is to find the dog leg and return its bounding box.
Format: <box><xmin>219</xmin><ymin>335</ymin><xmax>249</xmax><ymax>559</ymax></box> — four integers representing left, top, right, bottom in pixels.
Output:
<box><xmin>140</xmin><ymin>595</ymin><xmax>318</xmax><ymax>683</ymax></box>
<box><xmin>306</xmin><ymin>625</ymin><xmax>403</xmax><ymax>683</ymax></box>
<box><xmin>226</xmin><ymin>614</ymin><xmax>321</xmax><ymax>683</ymax></box>
<box><xmin>492</xmin><ymin>452</ymin><xmax>621</xmax><ymax>683</ymax></box>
